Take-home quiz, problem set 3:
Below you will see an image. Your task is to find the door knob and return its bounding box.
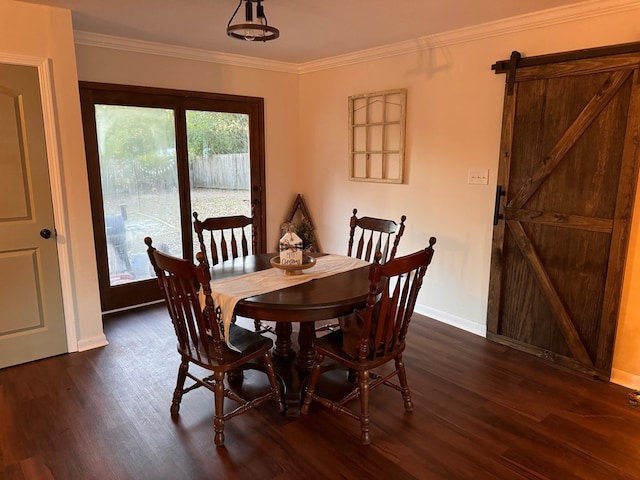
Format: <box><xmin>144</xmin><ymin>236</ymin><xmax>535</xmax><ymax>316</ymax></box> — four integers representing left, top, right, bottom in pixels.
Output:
<box><xmin>40</xmin><ymin>228</ymin><xmax>52</xmax><ymax>239</ymax></box>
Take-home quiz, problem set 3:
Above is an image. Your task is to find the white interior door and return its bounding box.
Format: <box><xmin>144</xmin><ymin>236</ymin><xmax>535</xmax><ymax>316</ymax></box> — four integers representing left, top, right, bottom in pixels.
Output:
<box><xmin>0</xmin><ymin>62</ymin><xmax>67</xmax><ymax>368</ymax></box>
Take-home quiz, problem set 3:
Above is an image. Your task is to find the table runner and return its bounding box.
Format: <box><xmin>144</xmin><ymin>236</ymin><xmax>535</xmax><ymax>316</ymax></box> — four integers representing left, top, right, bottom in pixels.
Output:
<box><xmin>203</xmin><ymin>254</ymin><xmax>370</xmax><ymax>351</ymax></box>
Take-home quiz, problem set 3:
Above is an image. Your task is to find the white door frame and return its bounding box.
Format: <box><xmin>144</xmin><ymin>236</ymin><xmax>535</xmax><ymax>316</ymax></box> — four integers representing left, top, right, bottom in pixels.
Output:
<box><xmin>1</xmin><ymin>52</ymin><xmax>79</xmax><ymax>352</ymax></box>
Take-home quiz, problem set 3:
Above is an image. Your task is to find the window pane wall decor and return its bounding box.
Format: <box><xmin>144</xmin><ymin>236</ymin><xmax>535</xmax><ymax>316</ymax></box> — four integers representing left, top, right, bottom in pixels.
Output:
<box><xmin>349</xmin><ymin>89</ymin><xmax>406</xmax><ymax>184</ymax></box>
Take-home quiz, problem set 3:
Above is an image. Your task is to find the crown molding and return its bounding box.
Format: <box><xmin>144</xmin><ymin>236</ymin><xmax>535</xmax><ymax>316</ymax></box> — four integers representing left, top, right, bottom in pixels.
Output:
<box><xmin>298</xmin><ymin>0</ymin><xmax>640</xmax><ymax>73</ymax></box>
<box><xmin>73</xmin><ymin>31</ymin><xmax>300</xmax><ymax>74</ymax></box>
<box><xmin>73</xmin><ymin>0</ymin><xmax>640</xmax><ymax>75</ymax></box>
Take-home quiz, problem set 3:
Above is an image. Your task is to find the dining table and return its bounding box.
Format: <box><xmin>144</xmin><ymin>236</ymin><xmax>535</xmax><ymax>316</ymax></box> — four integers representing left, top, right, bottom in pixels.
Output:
<box><xmin>208</xmin><ymin>252</ymin><xmax>372</xmax><ymax>415</ymax></box>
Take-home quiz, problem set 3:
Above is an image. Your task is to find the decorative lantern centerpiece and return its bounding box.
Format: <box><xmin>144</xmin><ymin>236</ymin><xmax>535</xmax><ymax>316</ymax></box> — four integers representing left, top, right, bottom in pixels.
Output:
<box><xmin>271</xmin><ymin>222</ymin><xmax>316</xmax><ymax>275</ymax></box>
<box><xmin>279</xmin><ymin>226</ymin><xmax>303</xmax><ymax>266</ymax></box>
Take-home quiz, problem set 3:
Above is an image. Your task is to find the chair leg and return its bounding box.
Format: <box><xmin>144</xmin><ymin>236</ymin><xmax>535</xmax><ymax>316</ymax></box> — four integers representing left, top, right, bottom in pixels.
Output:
<box><xmin>395</xmin><ymin>355</ymin><xmax>413</xmax><ymax>412</ymax></box>
<box><xmin>171</xmin><ymin>359</ymin><xmax>189</xmax><ymax>417</ymax></box>
<box><xmin>262</xmin><ymin>352</ymin><xmax>284</xmax><ymax>412</ymax></box>
<box><xmin>359</xmin><ymin>369</ymin><xmax>371</xmax><ymax>445</ymax></box>
<box><xmin>254</xmin><ymin>319</ymin><xmax>273</xmax><ymax>334</ymax></box>
<box><xmin>213</xmin><ymin>371</ymin><xmax>226</xmax><ymax>447</ymax></box>
<box><xmin>300</xmin><ymin>353</ymin><xmax>324</xmax><ymax>415</ymax></box>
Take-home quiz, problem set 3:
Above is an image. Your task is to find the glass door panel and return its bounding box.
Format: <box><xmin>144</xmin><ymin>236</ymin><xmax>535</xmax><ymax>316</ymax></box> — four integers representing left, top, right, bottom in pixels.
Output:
<box><xmin>80</xmin><ymin>83</ymin><xmax>266</xmax><ymax>312</ymax></box>
<box><xmin>95</xmin><ymin>105</ymin><xmax>180</xmax><ymax>286</ymax></box>
<box><xmin>187</xmin><ymin>110</ymin><xmax>252</xmax><ymax>256</ymax></box>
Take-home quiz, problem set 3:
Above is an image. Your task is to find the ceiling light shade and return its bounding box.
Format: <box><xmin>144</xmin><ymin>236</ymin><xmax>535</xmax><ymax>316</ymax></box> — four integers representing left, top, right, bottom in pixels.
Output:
<box><xmin>227</xmin><ymin>0</ymin><xmax>279</xmax><ymax>42</ymax></box>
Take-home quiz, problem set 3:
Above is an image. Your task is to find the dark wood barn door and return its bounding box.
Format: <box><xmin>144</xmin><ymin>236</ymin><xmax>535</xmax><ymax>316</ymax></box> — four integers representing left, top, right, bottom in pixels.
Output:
<box><xmin>487</xmin><ymin>44</ymin><xmax>640</xmax><ymax>379</ymax></box>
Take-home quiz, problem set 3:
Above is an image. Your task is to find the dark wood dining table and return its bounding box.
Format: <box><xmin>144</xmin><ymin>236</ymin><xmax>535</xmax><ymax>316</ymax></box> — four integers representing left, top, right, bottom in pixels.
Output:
<box><xmin>209</xmin><ymin>252</ymin><xmax>371</xmax><ymax>415</ymax></box>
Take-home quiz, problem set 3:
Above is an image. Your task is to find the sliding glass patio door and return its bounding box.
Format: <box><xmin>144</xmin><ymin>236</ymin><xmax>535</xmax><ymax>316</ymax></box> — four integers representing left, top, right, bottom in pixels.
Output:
<box><xmin>80</xmin><ymin>83</ymin><xmax>266</xmax><ymax>312</ymax></box>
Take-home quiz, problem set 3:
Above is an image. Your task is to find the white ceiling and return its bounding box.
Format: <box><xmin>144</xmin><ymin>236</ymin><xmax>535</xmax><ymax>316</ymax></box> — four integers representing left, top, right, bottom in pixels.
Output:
<box><xmin>19</xmin><ymin>0</ymin><xmax>592</xmax><ymax>64</ymax></box>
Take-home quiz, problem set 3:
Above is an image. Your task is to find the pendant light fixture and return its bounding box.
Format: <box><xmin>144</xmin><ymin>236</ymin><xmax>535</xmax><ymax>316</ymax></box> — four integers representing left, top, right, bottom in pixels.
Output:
<box><xmin>227</xmin><ymin>0</ymin><xmax>279</xmax><ymax>42</ymax></box>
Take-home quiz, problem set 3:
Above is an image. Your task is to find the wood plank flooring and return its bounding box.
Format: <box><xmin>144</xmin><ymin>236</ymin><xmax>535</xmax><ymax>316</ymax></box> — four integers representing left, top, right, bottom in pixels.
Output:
<box><xmin>1</xmin><ymin>305</ymin><xmax>638</xmax><ymax>480</ymax></box>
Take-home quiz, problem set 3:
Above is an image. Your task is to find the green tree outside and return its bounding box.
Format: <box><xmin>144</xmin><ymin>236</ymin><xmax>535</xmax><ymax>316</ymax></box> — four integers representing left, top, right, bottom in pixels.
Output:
<box><xmin>96</xmin><ymin>105</ymin><xmax>249</xmax><ymax>195</ymax></box>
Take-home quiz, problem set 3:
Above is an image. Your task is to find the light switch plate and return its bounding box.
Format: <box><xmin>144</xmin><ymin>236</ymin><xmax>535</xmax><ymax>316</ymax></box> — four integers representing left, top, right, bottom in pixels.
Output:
<box><xmin>468</xmin><ymin>168</ymin><xmax>489</xmax><ymax>185</ymax></box>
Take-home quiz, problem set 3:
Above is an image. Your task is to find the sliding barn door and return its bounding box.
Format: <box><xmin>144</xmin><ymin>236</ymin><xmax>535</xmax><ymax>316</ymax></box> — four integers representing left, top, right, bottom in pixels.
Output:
<box><xmin>487</xmin><ymin>45</ymin><xmax>640</xmax><ymax>379</ymax></box>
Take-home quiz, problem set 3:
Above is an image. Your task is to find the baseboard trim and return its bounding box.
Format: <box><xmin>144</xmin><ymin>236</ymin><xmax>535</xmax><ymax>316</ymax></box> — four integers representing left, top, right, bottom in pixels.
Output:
<box><xmin>610</xmin><ymin>368</ymin><xmax>640</xmax><ymax>390</ymax></box>
<box><xmin>76</xmin><ymin>334</ymin><xmax>109</xmax><ymax>352</ymax></box>
<box><xmin>415</xmin><ymin>305</ymin><xmax>486</xmax><ymax>338</ymax></box>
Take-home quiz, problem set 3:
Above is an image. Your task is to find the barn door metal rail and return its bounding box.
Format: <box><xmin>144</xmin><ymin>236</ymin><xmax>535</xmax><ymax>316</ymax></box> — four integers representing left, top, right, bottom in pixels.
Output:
<box><xmin>492</xmin><ymin>41</ymin><xmax>640</xmax><ymax>95</ymax></box>
<box><xmin>491</xmin><ymin>40</ymin><xmax>640</xmax><ymax>74</ymax></box>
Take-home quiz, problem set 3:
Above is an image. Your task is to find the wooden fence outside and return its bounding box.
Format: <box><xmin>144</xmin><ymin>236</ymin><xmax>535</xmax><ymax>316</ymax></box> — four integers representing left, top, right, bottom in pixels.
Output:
<box><xmin>190</xmin><ymin>153</ymin><xmax>250</xmax><ymax>190</ymax></box>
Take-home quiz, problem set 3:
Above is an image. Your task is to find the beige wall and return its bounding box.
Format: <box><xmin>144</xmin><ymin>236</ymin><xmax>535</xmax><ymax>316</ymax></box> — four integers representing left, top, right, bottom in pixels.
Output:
<box><xmin>297</xmin><ymin>6</ymin><xmax>640</xmax><ymax>388</ymax></box>
<box><xmin>614</xmin><ymin>184</ymin><xmax>640</xmax><ymax>388</ymax></box>
<box><xmin>1</xmin><ymin>0</ymin><xmax>104</xmax><ymax>350</ymax></box>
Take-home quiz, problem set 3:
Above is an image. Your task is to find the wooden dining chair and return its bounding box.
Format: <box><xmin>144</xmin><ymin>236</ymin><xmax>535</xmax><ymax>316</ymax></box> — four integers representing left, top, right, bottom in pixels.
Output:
<box><xmin>193</xmin><ymin>211</ymin><xmax>256</xmax><ymax>267</ymax></box>
<box><xmin>193</xmin><ymin>211</ymin><xmax>268</xmax><ymax>333</ymax></box>
<box><xmin>316</xmin><ymin>208</ymin><xmax>407</xmax><ymax>334</ymax></box>
<box><xmin>347</xmin><ymin>208</ymin><xmax>407</xmax><ymax>264</ymax></box>
<box><xmin>301</xmin><ymin>237</ymin><xmax>437</xmax><ymax>445</ymax></box>
<box><xmin>145</xmin><ymin>237</ymin><xmax>283</xmax><ymax>447</ymax></box>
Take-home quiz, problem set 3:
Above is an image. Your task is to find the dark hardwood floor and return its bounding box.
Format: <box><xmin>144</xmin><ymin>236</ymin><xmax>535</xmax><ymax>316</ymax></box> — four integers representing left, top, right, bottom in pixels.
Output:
<box><xmin>1</xmin><ymin>305</ymin><xmax>638</xmax><ymax>480</ymax></box>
